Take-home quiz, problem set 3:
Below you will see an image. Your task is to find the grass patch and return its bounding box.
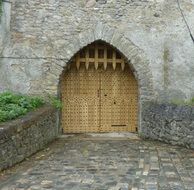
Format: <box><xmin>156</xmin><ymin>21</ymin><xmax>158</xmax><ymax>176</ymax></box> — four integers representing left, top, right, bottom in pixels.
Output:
<box><xmin>0</xmin><ymin>92</ymin><xmax>45</xmax><ymax>122</ymax></box>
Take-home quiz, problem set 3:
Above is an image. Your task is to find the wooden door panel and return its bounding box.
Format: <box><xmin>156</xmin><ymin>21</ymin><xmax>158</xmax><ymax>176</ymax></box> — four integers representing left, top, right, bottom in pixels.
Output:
<box><xmin>62</xmin><ymin>64</ymin><xmax>100</xmax><ymax>133</ymax></box>
<box><xmin>100</xmin><ymin>65</ymin><xmax>138</xmax><ymax>132</ymax></box>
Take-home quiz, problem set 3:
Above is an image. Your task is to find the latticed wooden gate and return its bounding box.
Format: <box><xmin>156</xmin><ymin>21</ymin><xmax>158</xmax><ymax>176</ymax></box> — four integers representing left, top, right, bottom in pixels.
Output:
<box><xmin>61</xmin><ymin>41</ymin><xmax>138</xmax><ymax>133</ymax></box>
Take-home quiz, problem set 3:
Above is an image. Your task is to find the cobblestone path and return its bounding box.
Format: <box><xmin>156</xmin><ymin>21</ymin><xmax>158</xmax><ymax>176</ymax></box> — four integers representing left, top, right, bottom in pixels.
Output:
<box><xmin>1</xmin><ymin>135</ymin><xmax>194</xmax><ymax>190</ymax></box>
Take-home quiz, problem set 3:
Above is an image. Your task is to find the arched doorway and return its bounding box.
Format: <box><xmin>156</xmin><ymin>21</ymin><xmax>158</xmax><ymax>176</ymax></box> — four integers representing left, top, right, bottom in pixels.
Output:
<box><xmin>60</xmin><ymin>41</ymin><xmax>138</xmax><ymax>133</ymax></box>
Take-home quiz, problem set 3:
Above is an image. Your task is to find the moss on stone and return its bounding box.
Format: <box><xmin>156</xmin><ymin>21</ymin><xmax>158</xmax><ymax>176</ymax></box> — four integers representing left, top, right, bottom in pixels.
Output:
<box><xmin>163</xmin><ymin>47</ymin><xmax>170</xmax><ymax>89</ymax></box>
<box><xmin>171</xmin><ymin>98</ymin><xmax>194</xmax><ymax>106</ymax></box>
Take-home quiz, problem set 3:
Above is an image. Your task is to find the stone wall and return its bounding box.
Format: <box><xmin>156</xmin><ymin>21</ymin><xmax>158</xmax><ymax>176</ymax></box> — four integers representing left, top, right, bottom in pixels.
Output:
<box><xmin>0</xmin><ymin>0</ymin><xmax>194</xmax><ymax>101</ymax></box>
<box><xmin>0</xmin><ymin>106</ymin><xmax>58</xmax><ymax>171</ymax></box>
<box><xmin>142</xmin><ymin>102</ymin><xmax>194</xmax><ymax>149</ymax></box>
<box><xmin>0</xmin><ymin>0</ymin><xmax>194</xmax><ymax>135</ymax></box>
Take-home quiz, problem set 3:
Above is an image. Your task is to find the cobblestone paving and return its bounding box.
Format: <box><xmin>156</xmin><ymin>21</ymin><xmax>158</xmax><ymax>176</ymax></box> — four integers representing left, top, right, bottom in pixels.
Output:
<box><xmin>1</xmin><ymin>136</ymin><xmax>194</xmax><ymax>190</ymax></box>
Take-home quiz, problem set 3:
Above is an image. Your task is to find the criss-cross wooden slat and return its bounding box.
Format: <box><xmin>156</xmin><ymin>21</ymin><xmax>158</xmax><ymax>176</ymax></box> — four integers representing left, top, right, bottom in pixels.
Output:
<box><xmin>72</xmin><ymin>42</ymin><xmax>126</xmax><ymax>70</ymax></box>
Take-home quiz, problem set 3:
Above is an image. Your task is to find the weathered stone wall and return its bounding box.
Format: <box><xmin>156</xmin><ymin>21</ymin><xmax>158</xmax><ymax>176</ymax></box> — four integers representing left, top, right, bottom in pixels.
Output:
<box><xmin>0</xmin><ymin>0</ymin><xmax>194</xmax><ymax>101</ymax></box>
<box><xmin>142</xmin><ymin>102</ymin><xmax>194</xmax><ymax>149</ymax></box>
<box><xmin>0</xmin><ymin>0</ymin><xmax>194</xmax><ymax>134</ymax></box>
<box><xmin>0</xmin><ymin>106</ymin><xmax>58</xmax><ymax>171</ymax></box>
<box><xmin>0</xmin><ymin>1</ymin><xmax>11</xmax><ymax>92</ymax></box>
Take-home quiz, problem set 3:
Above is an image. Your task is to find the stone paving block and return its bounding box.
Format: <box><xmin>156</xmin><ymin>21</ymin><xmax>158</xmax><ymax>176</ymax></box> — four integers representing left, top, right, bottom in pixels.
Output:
<box><xmin>1</xmin><ymin>138</ymin><xmax>194</xmax><ymax>190</ymax></box>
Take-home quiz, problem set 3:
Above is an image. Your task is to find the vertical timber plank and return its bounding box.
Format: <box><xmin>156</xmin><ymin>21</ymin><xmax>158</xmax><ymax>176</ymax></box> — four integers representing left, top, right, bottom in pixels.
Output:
<box><xmin>113</xmin><ymin>50</ymin><xmax>116</xmax><ymax>70</ymax></box>
<box><xmin>95</xmin><ymin>43</ymin><xmax>98</xmax><ymax>70</ymax></box>
<box><xmin>104</xmin><ymin>46</ymin><xmax>107</xmax><ymax>70</ymax></box>
<box><xmin>76</xmin><ymin>54</ymin><xmax>80</xmax><ymax>70</ymax></box>
<box><xmin>85</xmin><ymin>47</ymin><xmax>89</xmax><ymax>70</ymax></box>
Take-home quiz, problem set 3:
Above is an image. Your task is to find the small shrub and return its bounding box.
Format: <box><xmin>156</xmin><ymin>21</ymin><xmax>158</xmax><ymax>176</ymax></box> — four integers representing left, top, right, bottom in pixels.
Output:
<box><xmin>0</xmin><ymin>92</ymin><xmax>45</xmax><ymax>122</ymax></box>
<box><xmin>4</xmin><ymin>104</ymin><xmax>27</xmax><ymax>120</ymax></box>
<box><xmin>47</xmin><ymin>95</ymin><xmax>62</xmax><ymax>109</ymax></box>
<box><xmin>0</xmin><ymin>110</ymin><xmax>8</xmax><ymax>122</ymax></box>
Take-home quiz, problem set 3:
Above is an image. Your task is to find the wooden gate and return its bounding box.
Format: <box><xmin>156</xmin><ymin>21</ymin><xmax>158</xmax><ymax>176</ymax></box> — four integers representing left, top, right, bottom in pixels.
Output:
<box><xmin>60</xmin><ymin>41</ymin><xmax>138</xmax><ymax>133</ymax></box>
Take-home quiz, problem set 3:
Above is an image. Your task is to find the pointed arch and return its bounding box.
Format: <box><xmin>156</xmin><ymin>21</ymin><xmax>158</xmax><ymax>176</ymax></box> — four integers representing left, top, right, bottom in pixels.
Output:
<box><xmin>56</xmin><ymin>23</ymin><xmax>154</xmax><ymax>102</ymax></box>
<box><xmin>48</xmin><ymin>23</ymin><xmax>155</xmax><ymax>133</ymax></box>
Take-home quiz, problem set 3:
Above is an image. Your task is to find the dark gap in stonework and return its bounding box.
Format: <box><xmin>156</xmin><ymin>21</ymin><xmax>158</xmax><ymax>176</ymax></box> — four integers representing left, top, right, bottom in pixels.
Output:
<box><xmin>96</xmin><ymin>0</ymin><xmax>107</xmax><ymax>4</ymax></box>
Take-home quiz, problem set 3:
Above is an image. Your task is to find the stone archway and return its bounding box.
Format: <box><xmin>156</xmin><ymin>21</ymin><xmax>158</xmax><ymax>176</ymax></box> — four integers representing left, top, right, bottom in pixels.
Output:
<box><xmin>61</xmin><ymin>24</ymin><xmax>154</xmax><ymax>101</ymax></box>
<box><xmin>46</xmin><ymin>23</ymin><xmax>154</xmax><ymax>134</ymax></box>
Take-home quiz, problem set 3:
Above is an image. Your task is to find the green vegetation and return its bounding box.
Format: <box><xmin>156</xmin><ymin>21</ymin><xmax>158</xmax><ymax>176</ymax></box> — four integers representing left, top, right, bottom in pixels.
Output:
<box><xmin>171</xmin><ymin>98</ymin><xmax>194</xmax><ymax>106</ymax></box>
<box><xmin>0</xmin><ymin>0</ymin><xmax>2</xmax><ymax>16</ymax></box>
<box><xmin>47</xmin><ymin>95</ymin><xmax>62</xmax><ymax>109</ymax></box>
<box><xmin>0</xmin><ymin>92</ymin><xmax>45</xmax><ymax>122</ymax></box>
